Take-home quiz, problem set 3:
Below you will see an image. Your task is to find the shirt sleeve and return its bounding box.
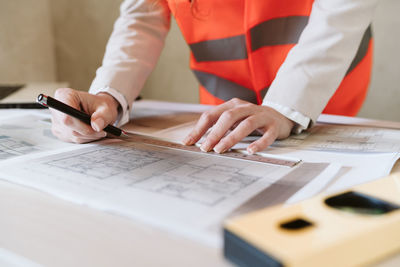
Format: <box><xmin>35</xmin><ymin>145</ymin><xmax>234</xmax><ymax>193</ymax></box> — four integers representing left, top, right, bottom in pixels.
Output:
<box><xmin>263</xmin><ymin>100</ymin><xmax>311</xmax><ymax>134</ymax></box>
<box><xmin>89</xmin><ymin>0</ymin><xmax>171</xmax><ymax>124</ymax></box>
<box><xmin>262</xmin><ymin>0</ymin><xmax>378</xmax><ymax>126</ymax></box>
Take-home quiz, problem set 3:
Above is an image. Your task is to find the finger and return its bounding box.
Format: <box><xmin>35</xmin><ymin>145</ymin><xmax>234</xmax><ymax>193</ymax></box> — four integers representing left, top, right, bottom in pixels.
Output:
<box><xmin>247</xmin><ymin>127</ymin><xmax>279</xmax><ymax>154</ymax></box>
<box><xmin>229</xmin><ymin>118</ymin><xmax>245</xmax><ymax>131</ymax></box>
<box><xmin>71</xmin><ymin>130</ymin><xmax>107</xmax><ymax>143</ymax></box>
<box><xmin>51</xmin><ymin>112</ymin><xmax>97</xmax><ymax>137</ymax></box>
<box><xmin>213</xmin><ymin>115</ymin><xmax>262</xmax><ymax>153</ymax></box>
<box><xmin>182</xmin><ymin>100</ymin><xmax>241</xmax><ymax>145</ymax></box>
<box><xmin>91</xmin><ymin>104</ymin><xmax>117</xmax><ymax>132</ymax></box>
<box><xmin>52</xmin><ymin>125</ymin><xmax>106</xmax><ymax>144</ymax></box>
<box><xmin>201</xmin><ymin>106</ymin><xmax>255</xmax><ymax>152</ymax></box>
<box><xmin>50</xmin><ymin>89</ymin><xmax>79</xmax><ymax>126</ymax></box>
<box><xmin>71</xmin><ymin>130</ymin><xmax>107</xmax><ymax>139</ymax></box>
<box><xmin>51</xmin><ymin>88</ymin><xmax>98</xmax><ymax>136</ymax></box>
<box><xmin>70</xmin><ymin>135</ymin><xmax>103</xmax><ymax>144</ymax></box>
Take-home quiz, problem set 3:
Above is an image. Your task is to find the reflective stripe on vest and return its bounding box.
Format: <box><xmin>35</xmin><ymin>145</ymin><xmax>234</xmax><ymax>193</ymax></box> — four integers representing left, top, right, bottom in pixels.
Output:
<box><xmin>250</xmin><ymin>16</ymin><xmax>309</xmax><ymax>51</ymax></box>
<box><xmin>189</xmin><ymin>16</ymin><xmax>310</xmax><ymax>62</ymax></box>
<box><xmin>168</xmin><ymin>0</ymin><xmax>372</xmax><ymax>115</ymax></box>
<box><xmin>193</xmin><ymin>70</ymin><xmax>258</xmax><ymax>103</ymax></box>
<box><xmin>191</xmin><ymin>24</ymin><xmax>372</xmax><ymax>105</ymax></box>
<box><xmin>346</xmin><ymin>26</ymin><xmax>372</xmax><ymax>75</ymax></box>
<box><xmin>190</xmin><ymin>34</ymin><xmax>247</xmax><ymax>62</ymax></box>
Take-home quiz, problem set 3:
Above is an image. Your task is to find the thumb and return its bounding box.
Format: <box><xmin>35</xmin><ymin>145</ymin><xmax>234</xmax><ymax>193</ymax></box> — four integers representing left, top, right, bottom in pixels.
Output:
<box><xmin>91</xmin><ymin>105</ymin><xmax>117</xmax><ymax>132</ymax></box>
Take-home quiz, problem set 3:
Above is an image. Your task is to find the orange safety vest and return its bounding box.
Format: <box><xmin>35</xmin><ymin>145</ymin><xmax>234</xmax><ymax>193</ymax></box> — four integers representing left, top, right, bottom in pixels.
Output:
<box><xmin>167</xmin><ymin>0</ymin><xmax>373</xmax><ymax>116</ymax></box>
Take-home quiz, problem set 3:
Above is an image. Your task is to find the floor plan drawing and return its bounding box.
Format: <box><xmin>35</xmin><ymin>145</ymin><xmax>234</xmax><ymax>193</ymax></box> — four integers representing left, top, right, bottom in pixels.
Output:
<box><xmin>38</xmin><ymin>142</ymin><xmax>272</xmax><ymax>206</ymax></box>
<box><xmin>0</xmin><ymin>135</ymin><xmax>39</xmax><ymax>160</ymax></box>
<box><xmin>1</xmin><ymin>107</ymin><xmax>398</xmax><ymax>246</ymax></box>
<box><xmin>132</xmin><ymin>163</ymin><xmax>261</xmax><ymax>206</ymax></box>
<box><xmin>2</xmin><ymin>139</ymin><xmax>323</xmax><ymax>246</ymax></box>
<box><xmin>0</xmin><ymin>135</ymin><xmax>342</xmax><ymax>248</ymax></box>
<box><xmin>46</xmin><ymin>146</ymin><xmax>164</xmax><ymax>180</ymax></box>
<box><xmin>0</xmin><ymin>114</ymin><xmax>80</xmax><ymax>162</ymax></box>
<box><xmin>5</xmin><ymin>106</ymin><xmax>398</xmax><ymax>247</ymax></box>
<box><xmin>272</xmin><ymin>124</ymin><xmax>400</xmax><ymax>153</ymax></box>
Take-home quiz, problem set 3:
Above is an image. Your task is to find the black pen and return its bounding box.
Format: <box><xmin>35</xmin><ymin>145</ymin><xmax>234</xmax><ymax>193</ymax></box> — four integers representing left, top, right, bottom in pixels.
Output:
<box><xmin>36</xmin><ymin>94</ymin><xmax>128</xmax><ymax>137</ymax></box>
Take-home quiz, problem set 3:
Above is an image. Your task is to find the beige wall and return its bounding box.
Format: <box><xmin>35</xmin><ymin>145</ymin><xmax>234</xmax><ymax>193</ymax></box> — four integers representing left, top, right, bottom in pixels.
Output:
<box><xmin>49</xmin><ymin>0</ymin><xmax>123</xmax><ymax>91</ymax></box>
<box><xmin>0</xmin><ymin>0</ymin><xmax>56</xmax><ymax>83</ymax></box>
<box><xmin>358</xmin><ymin>0</ymin><xmax>400</xmax><ymax>121</ymax></box>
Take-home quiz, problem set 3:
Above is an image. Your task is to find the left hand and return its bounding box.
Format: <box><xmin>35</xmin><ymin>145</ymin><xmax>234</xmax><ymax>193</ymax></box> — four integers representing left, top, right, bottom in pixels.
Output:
<box><xmin>182</xmin><ymin>98</ymin><xmax>295</xmax><ymax>154</ymax></box>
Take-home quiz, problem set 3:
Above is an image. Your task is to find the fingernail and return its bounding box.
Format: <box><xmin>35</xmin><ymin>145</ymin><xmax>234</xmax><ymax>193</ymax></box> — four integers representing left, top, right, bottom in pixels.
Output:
<box><xmin>92</xmin><ymin>118</ymin><xmax>104</xmax><ymax>132</ymax></box>
<box><xmin>200</xmin><ymin>142</ymin><xmax>211</xmax><ymax>152</ymax></box>
<box><xmin>214</xmin><ymin>147</ymin><xmax>226</xmax><ymax>154</ymax></box>
<box><xmin>213</xmin><ymin>144</ymin><xmax>225</xmax><ymax>154</ymax></box>
<box><xmin>182</xmin><ymin>135</ymin><xmax>193</xmax><ymax>145</ymax></box>
<box><xmin>247</xmin><ymin>146</ymin><xmax>255</xmax><ymax>155</ymax></box>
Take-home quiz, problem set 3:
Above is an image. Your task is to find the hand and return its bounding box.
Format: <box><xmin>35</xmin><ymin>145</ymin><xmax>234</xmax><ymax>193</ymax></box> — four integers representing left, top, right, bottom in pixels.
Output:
<box><xmin>50</xmin><ymin>88</ymin><xmax>120</xmax><ymax>143</ymax></box>
<box><xmin>182</xmin><ymin>98</ymin><xmax>294</xmax><ymax>154</ymax></box>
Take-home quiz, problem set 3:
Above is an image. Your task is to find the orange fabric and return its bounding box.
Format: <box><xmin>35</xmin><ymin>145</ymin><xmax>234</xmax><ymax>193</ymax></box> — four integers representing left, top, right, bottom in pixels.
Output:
<box><xmin>245</xmin><ymin>0</ymin><xmax>314</xmax><ymax>27</ymax></box>
<box><xmin>167</xmin><ymin>0</ymin><xmax>372</xmax><ymax>116</ymax></box>
<box><xmin>199</xmin><ymin>85</ymin><xmax>225</xmax><ymax>105</ymax></box>
<box><xmin>249</xmin><ymin>44</ymin><xmax>296</xmax><ymax>91</ymax></box>
<box><xmin>170</xmin><ymin>0</ymin><xmax>245</xmax><ymax>42</ymax></box>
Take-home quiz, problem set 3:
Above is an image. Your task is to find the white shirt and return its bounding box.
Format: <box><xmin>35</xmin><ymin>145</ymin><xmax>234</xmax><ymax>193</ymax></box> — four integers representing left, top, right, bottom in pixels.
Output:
<box><xmin>89</xmin><ymin>0</ymin><xmax>378</xmax><ymax>131</ymax></box>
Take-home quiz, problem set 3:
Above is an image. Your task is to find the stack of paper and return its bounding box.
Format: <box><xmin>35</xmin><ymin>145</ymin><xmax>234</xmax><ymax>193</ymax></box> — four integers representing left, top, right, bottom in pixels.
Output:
<box><xmin>0</xmin><ymin>101</ymin><xmax>399</xmax><ymax>247</ymax></box>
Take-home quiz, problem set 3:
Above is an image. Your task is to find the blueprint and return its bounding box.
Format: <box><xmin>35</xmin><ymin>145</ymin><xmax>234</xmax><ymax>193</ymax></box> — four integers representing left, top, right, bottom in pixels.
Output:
<box><xmin>0</xmin><ymin>114</ymin><xmax>79</xmax><ymax>161</ymax></box>
<box><xmin>41</xmin><ymin>142</ymin><xmax>274</xmax><ymax>206</ymax></box>
<box><xmin>272</xmin><ymin>124</ymin><xmax>400</xmax><ymax>153</ymax></box>
<box><xmin>0</xmin><ymin>135</ymin><xmax>39</xmax><ymax>160</ymax></box>
<box><xmin>1</xmin><ymin>105</ymin><xmax>399</xmax><ymax>246</ymax></box>
<box><xmin>0</xmin><ymin>138</ymin><xmax>338</xmax><ymax>246</ymax></box>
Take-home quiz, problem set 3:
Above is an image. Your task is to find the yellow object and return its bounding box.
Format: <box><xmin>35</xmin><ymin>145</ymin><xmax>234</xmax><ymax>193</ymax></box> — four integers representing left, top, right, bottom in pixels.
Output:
<box><xmin>224</xmin><ymin>173</ymin><xmax>400</xmax><ymax>267</ymax></box>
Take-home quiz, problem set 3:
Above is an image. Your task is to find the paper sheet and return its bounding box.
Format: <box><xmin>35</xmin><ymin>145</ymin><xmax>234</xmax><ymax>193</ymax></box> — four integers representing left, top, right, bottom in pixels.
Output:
<box><xmin>271</xmin><ymin>124</ymin><xmax>400</xmax><ymax>153</ymax></box>
<box><xmin>0</xmin><ymin>137</ymin><xmax>338</xmax><ymax>246</ymax></box>
<box><xmin>131</xmin><ymin>103</ymin><xmax>400</xmax><ymax>154</ymax></box>
<box><xmin>256</xmin><ymin>147</ymin><xmax>399</xmax><ymax>192</ymax></box>
<box><xmin>124</xmin><ymin>100</ymin><xmax>202</xmax><ymax>140</ymax></box>
<box><xmin>0</xmin><ymin>113</ymin><xmax>81</xmax><ymax>161</ymax></box>
<box><xmin>1</xmin><ymin>102</ymin><xmax>399</xmax><ymax>247</ymax></box>
<box><xmin>125</xmin><ymin>101</ymin><xmax>400</xmax><ymax>192</ymax></box>
<box><xmin>317</xmin><ymin>114</ymin><xmax>400</xmax><ymax>129</ymax></box>
<box><xmin>0</xmin><ymin>248</ymin><xmax>42</xmax><ymax>267</ymax></box>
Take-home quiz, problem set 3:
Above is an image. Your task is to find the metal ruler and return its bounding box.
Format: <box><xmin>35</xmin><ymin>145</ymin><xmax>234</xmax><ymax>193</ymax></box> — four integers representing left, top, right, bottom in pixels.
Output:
<box><xmin>122</xmin><ymin>132</ymin><xmax>300</xmax><ymax>167</ymax></box>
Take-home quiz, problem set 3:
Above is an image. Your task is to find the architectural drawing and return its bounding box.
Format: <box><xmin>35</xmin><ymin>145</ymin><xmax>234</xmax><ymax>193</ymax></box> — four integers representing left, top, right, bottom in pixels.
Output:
<box><xmin>0</xmin><ymin>135</ymin><xmax>39</xmax><ymax>160</ymax></box>
<box><xmin>273</xmin><ymin>124</ymin><xmax>400</xmax><ymax>152</ymax></box>
<box><xmin>131</xmin><ymin>164</ymin><xmax>260</xmax><ymax>206</ymax></box>
<box><xmin>0</xmin><ymin>114</ymin><xmax>79</xmax><ymax>162</ymax></box>
<box><xmin>1</xmin><ymin>138</ymin><xmax>336</xmax><ymax>245</ymax></box>
<box><xmin>42</xmin><ymin>142</ymin><xmax>272</xmax><ymax>206</ymax></box>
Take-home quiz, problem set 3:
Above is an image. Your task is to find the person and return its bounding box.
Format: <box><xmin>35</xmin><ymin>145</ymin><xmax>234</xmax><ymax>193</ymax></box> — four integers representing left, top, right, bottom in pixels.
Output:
<box><xmin>51</xmin><ymin>0</ymin><xmax>377</xmax><ymax>154</ymax></box>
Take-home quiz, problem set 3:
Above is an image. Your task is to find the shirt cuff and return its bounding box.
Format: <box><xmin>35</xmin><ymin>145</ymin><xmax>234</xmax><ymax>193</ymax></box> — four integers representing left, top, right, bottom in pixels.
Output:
<box><xmin>262</xmin><ymin>100</ymin><xmax>311</xmax><ymax>134</ymax></box>
<box><xmin>89</xmin><ymin>86</ymin><xmax>130</xmax><ymax>127</ymax></box>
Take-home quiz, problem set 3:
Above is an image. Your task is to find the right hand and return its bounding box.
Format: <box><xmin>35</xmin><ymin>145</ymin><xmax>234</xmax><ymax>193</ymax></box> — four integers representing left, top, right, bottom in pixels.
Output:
<box><xmin>50</xmin><ymin>88</ymin><xmax>120</xmax><ymax>143</ymax></box>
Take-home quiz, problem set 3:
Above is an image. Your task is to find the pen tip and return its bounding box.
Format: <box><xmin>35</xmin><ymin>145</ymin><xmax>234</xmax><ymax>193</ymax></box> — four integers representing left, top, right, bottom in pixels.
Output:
<box><xmin>121</xmin><ymin>130</ymin><xmax>129</xmax><ymax>137</ymax></box>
